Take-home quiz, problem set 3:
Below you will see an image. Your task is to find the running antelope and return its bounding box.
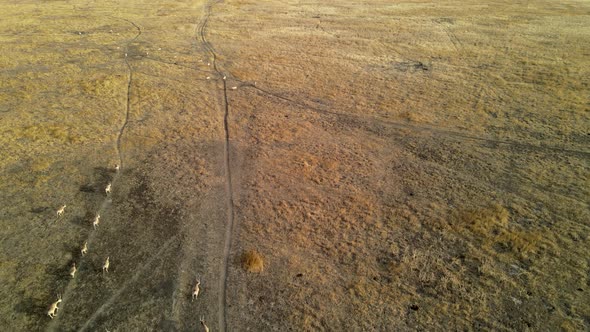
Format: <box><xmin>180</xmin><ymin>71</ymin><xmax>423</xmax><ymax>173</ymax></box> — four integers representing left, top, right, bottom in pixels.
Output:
<box><xmin>81</xmin><ymin>241</ymin><xmax>88</xmax><ymax>256</ymax></box>
<box><xmin>47</xmin><ymin>295</ymin><xmax>62</xmax><ymax>319</ymax></box>
<box><xmin>192</xmin><ymin>277</ymin><xmax>201</xmax><ymax>301</ymax></box>
<box><xmin>200</xmin><ymin>316</ymin><xmax>209</xmax><ymax>332</ymax></box>
<box><xmin>69</xmin><ymin>262</ymin><xmax>77</xmax><ymax>278</ymax></box>
<box><xmin>57</xmin><ymin>205</ymin><xmax>66</xmax><ymax>218</ymax></box>
<box><xmin>105</xmin><ymin>183</ymin><xmax>112</xmax><ymax>195</ymax></box>
<box><xmin>93</xmin><ymin>214</ymin><xmax>100</xmax><ymax>229</ymax></box>
<box><xmin>103</xmin><ymin>256</ymin><xmax>110</xmax><ymax>273</ymax></box>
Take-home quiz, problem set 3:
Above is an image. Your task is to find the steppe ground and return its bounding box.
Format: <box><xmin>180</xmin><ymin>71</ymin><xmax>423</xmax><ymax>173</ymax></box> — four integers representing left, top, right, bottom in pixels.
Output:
<box><xmin>0</xmin><ymin>0</ymin><xmax>589</xmax><ymax>331</ymax></box>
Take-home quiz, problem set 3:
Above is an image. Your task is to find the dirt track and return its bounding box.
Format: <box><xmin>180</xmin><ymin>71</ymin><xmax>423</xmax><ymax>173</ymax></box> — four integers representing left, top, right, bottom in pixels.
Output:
<box><xmin>0</xmin><ymin>0</ymin><xmax>589</xmax><ymax>331</ymax></box>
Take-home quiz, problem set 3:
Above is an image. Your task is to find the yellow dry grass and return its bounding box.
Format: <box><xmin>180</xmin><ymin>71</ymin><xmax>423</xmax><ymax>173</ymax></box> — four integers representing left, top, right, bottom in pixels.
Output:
<box><xmin>452</xmin><ymin>204</ymin><xmax>542</xmax><ymax>256</ymax></box>
<box><xmin>241</xmin><ymin>250</ymin><xmax>264</xmax><ymax>273</ymax></box>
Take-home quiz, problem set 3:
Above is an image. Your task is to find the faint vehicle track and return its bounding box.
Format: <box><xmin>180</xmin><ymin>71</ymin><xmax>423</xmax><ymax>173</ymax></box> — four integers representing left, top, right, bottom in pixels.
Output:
<box><xmin>233</xmin><ymin>77</ymin><xmax>589</xmax><ymax>210</ymax></box>
<box><xmin>142</xmin><ymin>56</ymin><xmax>210</xmax><ymax>73</ymax></box>
<box><xmin>197</xmin><ymin>1</ymin><xmax>235</xmax><ymax>331</ymax></box>
<box><xmin>77</xmin><ymin>236</ymin><xmax>179</xmax><ymax>332</ymax></box>
<box><xmin>233</xmin><ymin>78</ymin><xmax>589</xmax><ymax>158</ymax></box>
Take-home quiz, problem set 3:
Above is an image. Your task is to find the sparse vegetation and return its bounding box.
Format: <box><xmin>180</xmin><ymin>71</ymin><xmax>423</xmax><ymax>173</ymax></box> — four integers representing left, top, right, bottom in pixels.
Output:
<box><xmin>0</xmin><ymin>0</ymin><xmax>588</xmax><ymax>331</ymax></box>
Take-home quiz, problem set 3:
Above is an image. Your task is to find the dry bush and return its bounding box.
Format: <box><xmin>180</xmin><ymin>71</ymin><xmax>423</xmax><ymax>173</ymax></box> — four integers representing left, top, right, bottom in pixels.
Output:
<box><xmin>460</xmin><ymin>203</ymin><xmax>509</xmax><ymax>233</ymax></box>
<box><xmin>453</xmin><ymin>204</ymin><xmax>540</xmax><ymax>256</ymax></box>
<box><xmin>241</xmin><ymin>249</ymin><xmax>264</xmax><ymax>273</ymax></box>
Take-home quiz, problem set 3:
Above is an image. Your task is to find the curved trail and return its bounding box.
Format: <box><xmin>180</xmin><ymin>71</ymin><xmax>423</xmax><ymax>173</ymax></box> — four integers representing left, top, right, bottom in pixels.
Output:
<box><xmin>197</xmin><ymin>1</ymin><xmax>235</xmax><ymax>331</ymax></box>
<box><xmin>46</xmin><ymin>18</ymin><xmax>141</xmax><ymax>332</ymax></box>
<box><xmin>116</xmin><ymin>17</ymin><xmax>142</xmax><ymax>170</ymax></box>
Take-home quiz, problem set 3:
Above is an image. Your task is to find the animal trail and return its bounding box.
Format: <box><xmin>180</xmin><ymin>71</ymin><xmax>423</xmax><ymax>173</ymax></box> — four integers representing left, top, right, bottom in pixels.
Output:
<box><xmin>197</xmin><ymin>1</ymin><xmax>236</xmax><ymax>331</ymax></box>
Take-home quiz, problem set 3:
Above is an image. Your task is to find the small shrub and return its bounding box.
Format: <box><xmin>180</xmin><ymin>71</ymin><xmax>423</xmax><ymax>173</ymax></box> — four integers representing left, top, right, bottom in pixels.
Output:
<box><xmin>241</xmin><ymin>249</ymin><xmax>264</xmax><ymax>273</ymax></box>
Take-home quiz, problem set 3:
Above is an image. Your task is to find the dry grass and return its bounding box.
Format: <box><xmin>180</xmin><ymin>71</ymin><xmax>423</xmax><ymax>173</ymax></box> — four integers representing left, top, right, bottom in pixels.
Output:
<box><xmin>241</xmin><ymin>250</ymin><xmax>264</xmax><ymax>273</ymax></box>
<box><xmin>452</xmin><ymin>204</ymin><xmax>542</xmax><ymax>256</ymax></box>
<box><xmin>1</xmin><ymin>0</ymin><xmax>589</xmax><ymax>331</ymax></box>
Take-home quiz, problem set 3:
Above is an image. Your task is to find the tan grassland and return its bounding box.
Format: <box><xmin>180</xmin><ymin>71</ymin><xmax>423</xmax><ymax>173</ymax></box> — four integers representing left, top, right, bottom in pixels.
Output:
<box><xmin>0</xmin><ymin>0</ymin><xmax>588</xmax><ymax>331</ymax></box>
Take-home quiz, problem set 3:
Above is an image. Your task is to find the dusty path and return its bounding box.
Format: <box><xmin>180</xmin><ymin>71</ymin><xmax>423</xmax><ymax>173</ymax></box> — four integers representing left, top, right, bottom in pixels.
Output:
<box><xmin>197</xmin><ymin>1</ymin><xmax>236</xmax><ymax>330</ymax></box>
<box><xmin>117</xmin><ymin>17</ymin><xmax>142</xmax><ymax>171</ymax></box>
<box><xmin>198</xmin><ymin>1</ymin><xmax>235</xmax><ymax>331</ymax></box>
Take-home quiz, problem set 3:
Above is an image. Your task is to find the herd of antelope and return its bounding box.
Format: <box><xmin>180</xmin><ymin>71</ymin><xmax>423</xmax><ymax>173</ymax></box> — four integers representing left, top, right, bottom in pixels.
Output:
<box><xmin>47</xmin><ymin>163</ymin><xmax>209</xmax><ymax>331</ymax></box>
<box><xmin>48</xmin><ymin>164</ymin><xmax>118</xmax><ymax>321</ymax></box>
